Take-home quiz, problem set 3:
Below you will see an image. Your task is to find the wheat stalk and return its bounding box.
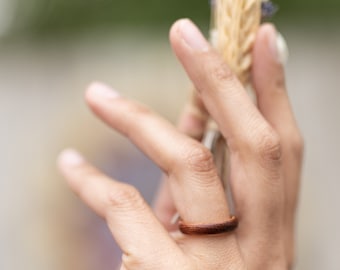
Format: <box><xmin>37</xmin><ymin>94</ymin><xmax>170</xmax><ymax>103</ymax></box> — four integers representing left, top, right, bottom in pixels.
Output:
<box><xmin>206</xmin><ymin>0</ymin><xmax>263</xmax><ymax>202</ymax></box>
<box><xmin>188</xmin><ymin>0</ymin><xmax>262</xmax><ymax>128</ymax></box>
<box><xmin>212</xmin><ymin>0</ymin><xmax>262</xmax><ymax>85</ymax></box>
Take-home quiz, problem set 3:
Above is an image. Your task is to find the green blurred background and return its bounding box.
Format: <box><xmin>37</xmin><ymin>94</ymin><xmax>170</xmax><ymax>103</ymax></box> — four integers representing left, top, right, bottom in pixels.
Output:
<box><xmin>2</xmin><ymin>0</ymin><xmax>340</xmax><ymax>38</ymax></box>
<box><xmin>1</xmin><ymin>1</ymin><xmax>340</xmax><ymax>270</ymax></box>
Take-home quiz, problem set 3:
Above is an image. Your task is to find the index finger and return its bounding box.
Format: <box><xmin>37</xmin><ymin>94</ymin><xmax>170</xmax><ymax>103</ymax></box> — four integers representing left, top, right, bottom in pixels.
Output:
<box><xmin>85</xmin><ymin>83</ymin><xmax>232</xmax><ymax>228</ymax></box>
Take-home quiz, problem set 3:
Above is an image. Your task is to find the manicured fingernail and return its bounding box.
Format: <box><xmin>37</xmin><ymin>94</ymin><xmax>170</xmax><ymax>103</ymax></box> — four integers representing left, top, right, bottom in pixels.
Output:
<box><xmin>88</xmin><ymin>82</ymin><xmax>120</xmax><ymax>99</ymax></box>
<box><xmin>179</xmin><ymin>19</ymin><xmax>209</xmax><ymax>51</ymax></box>
<box><xmin>58</xmin><ymin>149</ymin><xmax>84</xmax><ymax>167</ymax></box>
<box><xmin>270</xmin><ymin>28</ymin><xmax>289</xmax><ymax>65</ymax></box>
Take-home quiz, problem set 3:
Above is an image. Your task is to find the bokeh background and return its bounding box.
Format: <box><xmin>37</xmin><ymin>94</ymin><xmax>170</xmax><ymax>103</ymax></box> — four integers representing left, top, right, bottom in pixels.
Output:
<box><xmin>1</xmin><ymin>0</ymin><xmax>340</xmax><ymax>269</ymax></box>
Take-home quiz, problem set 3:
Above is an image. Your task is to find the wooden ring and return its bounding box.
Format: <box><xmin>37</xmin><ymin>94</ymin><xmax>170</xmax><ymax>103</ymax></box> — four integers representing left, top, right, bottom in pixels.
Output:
<box><xmin>178</xmin><ymin>216</ymin><xmax>238</xmax><ymax>235</ymax></box>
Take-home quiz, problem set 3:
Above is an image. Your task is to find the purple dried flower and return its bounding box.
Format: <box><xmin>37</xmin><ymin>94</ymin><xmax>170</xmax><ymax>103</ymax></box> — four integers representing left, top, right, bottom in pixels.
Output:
<box><xmin>261</xmin><ymin>1</ymin><xmax>278</xmax><ymax>18</ymax></box>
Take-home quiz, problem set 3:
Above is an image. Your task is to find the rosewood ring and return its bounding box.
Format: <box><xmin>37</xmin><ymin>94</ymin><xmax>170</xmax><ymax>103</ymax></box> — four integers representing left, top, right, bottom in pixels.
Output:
<box><xmin>178</xmin><ymin>216</ymin><xmax>239</xmax><ymax>235</ymax></box>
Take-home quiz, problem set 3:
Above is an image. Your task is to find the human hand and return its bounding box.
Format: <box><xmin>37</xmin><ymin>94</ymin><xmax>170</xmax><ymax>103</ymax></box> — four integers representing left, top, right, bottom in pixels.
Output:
<box><xmin>58</xmin><ymin>19</ymin><xmax>303</xmax><ymax>270</ymax></box>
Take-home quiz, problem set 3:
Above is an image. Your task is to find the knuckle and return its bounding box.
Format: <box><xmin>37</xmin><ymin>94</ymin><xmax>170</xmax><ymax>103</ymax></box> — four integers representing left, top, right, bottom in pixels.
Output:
<box><xmin>256</xmin><ymin>127</ymin><xmax>282</xmax><ymax>162</ymax></box>
<box><xmin>122</xmin><ymin>254</ymin><xmax>144</xmax><ymax>269</ymax></box>
<box><xmin>75</xmin><ymin>167</ymin><xmax>101</xmax><ymax>195</ymax></box>
<box><xmin>75</xmin><ymin>164</ymin><xmax>97</xmax><ymax>178</ymax></box>
<box><xmin>123</xmin><ymin>254</ymin><xmax>190</xmax><ymax>269</ymax></box>
<box><xmin>181</xmin><ymin>143</ymin><xmax>215</xmax><ymax>174</ymax></box>
<box><xmin>210</xmin><ymin>61</ymin><xmax>235</xmax><ymax>83</ymax></box>
<box><xmin>124</xmin><ymin>101</ymin><xmax>152</xmax><ymax>120</ymax></box>
<box><xmin>121</xmin><ymin>102</ymin><xmax>153</xmax><ymax>136</ymax></box>
<box><xmin>275</xmin><ymin>75</ymin><xmax>286</xmax><ymax>90</ymax></box>
<box><xmin>107</xmin><ymin>184</ymin><xmax>144</xmax><ymax>210</ymax></box>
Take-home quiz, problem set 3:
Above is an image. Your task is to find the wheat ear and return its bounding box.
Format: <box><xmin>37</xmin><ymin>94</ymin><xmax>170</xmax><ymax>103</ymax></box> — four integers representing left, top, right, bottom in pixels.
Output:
<box><xmin>213</xmin><ymin>0</ymin><xmax>262</xmax><ymax>86</ymax></box>
<box><xmin>207</xmin><ymin>0</ymin><xmax>263</xmax><ymax>201</ymax></box>
<box><xmin>188</xmin><ymin>0</ymin><xmax>262</xmax><ymax>128</ymax></box>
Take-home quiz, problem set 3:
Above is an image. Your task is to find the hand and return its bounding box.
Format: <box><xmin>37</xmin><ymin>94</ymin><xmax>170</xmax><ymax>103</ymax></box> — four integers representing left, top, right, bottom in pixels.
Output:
<box><xmin>58</xmin><ymin>19</ymin><xmax>303</xmax><ymax>270</ymax></box>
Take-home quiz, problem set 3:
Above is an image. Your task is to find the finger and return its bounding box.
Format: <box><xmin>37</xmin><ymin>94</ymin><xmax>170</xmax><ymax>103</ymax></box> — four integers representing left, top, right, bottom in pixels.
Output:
<box><xmin>153</xmin><ymin>178</ymin><xmax>177</xmax><ymax>231</ymax></box>
<box><xmin>252</xmin><ymin>24</ymin><xmax>303</xmax><ymax>200</ymax></box>
<box><xmin>170</xmin><ymin>19</ymin><xmax>285</xmax><ymax>245</ymax></box>
<box><xmin>177</xmin><ymin>89</ymin><xmax>209</xmax><ymax>140</ymax></box>
<box><xmin>85</xmin><ymin>82</ymin><xmax>231</xmax><ymax>227</ymax></box>
<box><xmin>252</xmin><ymin>24</ymin><xmax>304</xmax><ymax>160</ymax></box>
<box><xmin>153</xmin><ymin>90</ymin><xmax>208</xmax><ymax>230</ymax></box>
<box><xmin>169</xmin><ymin>19</ymin><xmax>275</xmax><ymax>156</ymax></box>
<box><xmin>58</xmin><ymin>149</ymin><xmax>183</xmax><ymax>268</ymax></box>
<box><xmin>252</xmin><ymin>24</ymin><xmax>304</xmax><ymax>264</ymax></box>
<box><xmin>169</xmin><ymin>20</ymin><xmax>283</xmax><ymax>194</ymax></box>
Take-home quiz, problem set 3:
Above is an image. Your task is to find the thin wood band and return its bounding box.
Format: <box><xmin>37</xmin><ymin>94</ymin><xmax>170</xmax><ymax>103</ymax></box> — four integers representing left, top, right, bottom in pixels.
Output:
<box><xmin>179</xmin><ymin>216</ymin><xmax>239</xmax><ymax>235</ymax></box>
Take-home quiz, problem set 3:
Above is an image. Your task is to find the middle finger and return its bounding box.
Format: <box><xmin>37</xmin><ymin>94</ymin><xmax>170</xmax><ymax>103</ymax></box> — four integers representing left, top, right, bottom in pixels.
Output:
<box><xmin>170</xmin><ymin>19</ymin><xmax>284</xmax><ymax>244</ymax></box>
<box><xmin>154</xmin><ymin>90</ymin><xmax>209</xmax><ymax>231</ymax></box>
<box><xmin>85</xmin><ymin>82</ymin><xmax>231</xmax><ymax>228</ymax></box>
<box><xmin>170</xmin><ymin>19</ymin><xmax>275</xmax><ymax>156</ymax></box>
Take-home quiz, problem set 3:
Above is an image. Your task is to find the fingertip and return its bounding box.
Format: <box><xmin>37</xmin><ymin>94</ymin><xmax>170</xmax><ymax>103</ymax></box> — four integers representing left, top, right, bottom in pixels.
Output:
<box><xmin>252</xmin><ymin>23</ymin><xmax>287</xmax><ymax>94</ymax></box>
<box><xmin>258</xmin><ymin>23</ymin><xmax>277</xmax><ymax>39</ymax></box>
<box><xmin>57</xmin><ymin>148</ymin><xmax>84</xmax><ymax>172</ymax></box>
<box><xmin>169</xmin><ymin>18</ymin><xmax>210</xmax><ymax>62</ymax></box>
<box><xmin>253</xmin><ymin>23</ymin><xmax>276</xmax><ymax>60</ymax></box>
<box><xmin>85</xmin><ymin>81</ymin><xmax>120</xmax><ymax>105</ymax></box>
<box><xmin>254</xmin><ymin>23</ymin><xmax>288</xmax><ymax>66</ymax></box>
<box><xmin>169</xmin><ymin>18</ymin><xmax>193</xmax><ymax>40</ymax></box>
<box><xmin>276</xmin><ymin>32</ymin><xmax>289</xmax><ymax>65</ymax></box>
<box><xmin>169</xmin><ymin>19</ymin><xmax>183</xmax><ymax>40</ymax></box>
<box><xmin>169</xmin><ymin>19</ymin><xmax>188</xmax><ymax>54</ymax></box>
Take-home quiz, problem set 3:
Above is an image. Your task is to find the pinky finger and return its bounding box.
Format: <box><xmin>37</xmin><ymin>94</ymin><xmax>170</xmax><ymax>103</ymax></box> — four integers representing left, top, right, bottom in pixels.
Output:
<box><xmin>58</xmin><ymin>149</ymin><xmax>183</xmax><ymax>269</ymax></box>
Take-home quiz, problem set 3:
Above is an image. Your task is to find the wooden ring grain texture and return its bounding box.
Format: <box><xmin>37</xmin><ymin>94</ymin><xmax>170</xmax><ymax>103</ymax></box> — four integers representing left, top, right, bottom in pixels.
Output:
<box><xmin>179</xmin><ymin>216</ymin><xmax>238</xmax><ymax>235</ymax></box>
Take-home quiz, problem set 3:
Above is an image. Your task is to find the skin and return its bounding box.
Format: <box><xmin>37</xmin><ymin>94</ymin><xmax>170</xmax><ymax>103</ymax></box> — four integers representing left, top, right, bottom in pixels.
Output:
<box><xmin>58</xmin><ymin>19</ymin><xmax>304</xmax><ymax>270</ymax></box>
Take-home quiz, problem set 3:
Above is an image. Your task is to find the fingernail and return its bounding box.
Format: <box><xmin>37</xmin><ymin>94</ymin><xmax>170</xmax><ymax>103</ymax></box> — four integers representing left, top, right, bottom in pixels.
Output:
<box><xmin>179</xmin><ymin>19</ymin><xmax>209</xmax><ymax>51</ymax></box>
<box><xmin>270</xmin><ymin>28</ymin><xmax>289</xmax><ymax>65</ymax></box>
<box><xmin>276</xmin><ymin>32</ymin><xmax>289</xmax><ymax>64</ymax></box>
<box><xmin>58</xmin><ymin>149</ymin><xmax>84</xmax><ymax>167</ymax></box>
<box><xmin>88</xmin><ymin>82</ymin><xmax>120</xmax><ymax>99</ymax></box>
